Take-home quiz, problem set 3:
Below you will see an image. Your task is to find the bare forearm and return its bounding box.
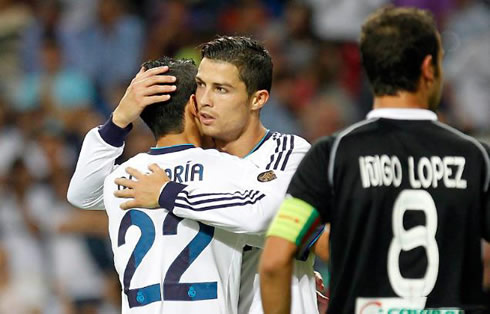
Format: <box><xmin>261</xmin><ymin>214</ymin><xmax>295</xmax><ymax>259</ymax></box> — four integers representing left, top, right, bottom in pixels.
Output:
<box><xmin>260</xmin><ymin>259</ymin><xmax>292</xmax><ymax>314</ymax></box>
<box><xmin>313</xmin><ymin>224</ymin><xmax>330</xmax><ymax>262</ymax></box>
<box><xmin>260</xmin><ymin>236</ymin><xmax>297</xmax><ymax>314</ymax></box>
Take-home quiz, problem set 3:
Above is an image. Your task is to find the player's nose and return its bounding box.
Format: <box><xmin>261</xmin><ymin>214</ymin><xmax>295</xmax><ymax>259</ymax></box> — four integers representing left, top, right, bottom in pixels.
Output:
<box><xmin>198</xmin><ymin>87</ymin><xmax>213</xmax><ymax>108</ymax></box>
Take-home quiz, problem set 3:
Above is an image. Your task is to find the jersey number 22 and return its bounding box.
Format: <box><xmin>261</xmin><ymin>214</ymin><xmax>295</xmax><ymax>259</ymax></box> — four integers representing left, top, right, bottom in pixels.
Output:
<box><xmin>118</xmin><ymin>210</ymin><xmax>217</xmax><ymax>308</ymax></box>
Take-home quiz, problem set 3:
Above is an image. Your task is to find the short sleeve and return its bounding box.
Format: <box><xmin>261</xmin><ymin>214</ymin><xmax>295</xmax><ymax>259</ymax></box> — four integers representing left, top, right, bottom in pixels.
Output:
<box><xmin>287</xmin><ymin>136</ymin><xmax>334</xmax><ymax>223</ymax></box>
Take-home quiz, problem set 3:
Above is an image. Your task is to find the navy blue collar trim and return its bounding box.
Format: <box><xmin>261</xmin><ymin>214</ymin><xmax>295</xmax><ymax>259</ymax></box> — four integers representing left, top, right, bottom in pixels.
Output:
<box><xmin>149</xmin><ymin>144</ymin><xmax>195</xmax><ymax>155</ymax></box>
<box><xmin>244</xmin><ymin>130</ymin><xmax>272</xmax><ymax>158</ymax></box>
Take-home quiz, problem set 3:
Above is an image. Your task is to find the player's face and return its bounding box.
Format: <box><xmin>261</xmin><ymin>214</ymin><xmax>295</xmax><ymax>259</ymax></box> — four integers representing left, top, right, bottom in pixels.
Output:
<box><xmin>428</xmin><ymin>34</ymin><xmax>444</xmax><ymax>111</ymax></box>
<box><xmin>195</xmin><ymin>58</ymin><xmax>252</xmax><ymax>142</ymax></box>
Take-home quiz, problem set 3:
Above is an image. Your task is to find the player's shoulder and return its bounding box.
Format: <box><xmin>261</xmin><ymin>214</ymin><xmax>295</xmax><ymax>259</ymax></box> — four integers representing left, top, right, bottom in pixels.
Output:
<box><xmin>430</xmin><ymin>121</ymin><xmax>488</xmax><ymax>148</ymax></box>
<box><xmin>430</xmin><ymin>122</ymin><xmax>490</xmax><ymax>190</ymax></box>
<box><xmin>429</xmin><ymin>121</ymin><xmax>490</xmax><ymax>164</ymax></box>
<box><xmin>481</xmin><ymin>139</ymin><xmax>490</xmax><ymax>156</ymax></box>
<box><xmin>330</xmin><ymin>118</ymin><xmax>380</xmax><ymax>143</ymax></box>
<box><xmin>250</xmin><ymin>131</ymin><xmax>311</xmax><ymax>172</ymax></box>
<box><xmin>259</xmin><ymin>131</ymin><xmax>311</xmax><ymax>158</ymax></box>
<box><xmin>304</xmin><ymin>121</ymin><xmax>370</xmax><ymax>157</ymax></box>
<box><xmin>105</xmin><ymin>152</ymin><xmax>150</xmax><ymax>181</ymax></box>
<box><xmin>307</xmin><ymin>135</ymin><xmax>336</xmax><ymax>154</ymax></box>
<box><xmin>268</xmin><ymin>131</ymin><xmax>311</xmax><ymax>151</ymax></box>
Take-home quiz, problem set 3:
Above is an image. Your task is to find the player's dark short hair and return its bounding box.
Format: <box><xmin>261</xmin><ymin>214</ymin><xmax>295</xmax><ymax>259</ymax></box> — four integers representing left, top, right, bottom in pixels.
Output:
<box><xmin>200</xmin><ymin>35</ymin><xmax>273</xmax><ymax>95</ymax></box>
<box><xmin>140</xmin><ymin>57</ymin><xmax>197</xmax><ymax>139</ymax></box>
<box><xmin>360</xmin><ymin>7</ymin><xmax>439</xmax><ymax>96</ymax></box>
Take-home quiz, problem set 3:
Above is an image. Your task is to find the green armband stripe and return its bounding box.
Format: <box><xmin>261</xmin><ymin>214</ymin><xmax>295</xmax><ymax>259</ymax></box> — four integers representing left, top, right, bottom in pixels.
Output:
<box><xmin>266</xmin><ymin>197</ymin><xmax>320</xmax><ymax>246</ymax></box>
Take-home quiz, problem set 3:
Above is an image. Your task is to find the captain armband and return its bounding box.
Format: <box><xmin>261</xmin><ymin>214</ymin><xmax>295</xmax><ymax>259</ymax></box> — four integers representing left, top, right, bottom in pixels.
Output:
<box><xmin>266</xmin><ymin>197</ymin><xmax>321</xmax><ymax>248</ymax></box>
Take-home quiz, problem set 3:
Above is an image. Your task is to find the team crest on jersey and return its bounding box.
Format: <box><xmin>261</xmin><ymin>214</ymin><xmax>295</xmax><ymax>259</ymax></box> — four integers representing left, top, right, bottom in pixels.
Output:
<box><xmin>257</xmin><ymin>170</ymin><xmax>277</xmax><ymax>182</ymax></box>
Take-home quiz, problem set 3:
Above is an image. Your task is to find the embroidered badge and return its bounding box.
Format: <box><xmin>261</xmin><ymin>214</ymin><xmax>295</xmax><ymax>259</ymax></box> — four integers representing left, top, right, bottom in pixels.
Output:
<box><xmin>257</xmin><ymin>170</ymin><xmax>277</xmax><ymax>182</ymax></box>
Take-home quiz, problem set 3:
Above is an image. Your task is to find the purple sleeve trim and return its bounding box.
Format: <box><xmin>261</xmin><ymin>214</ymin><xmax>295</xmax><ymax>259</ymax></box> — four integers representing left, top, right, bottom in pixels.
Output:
<box><xmin>97</xmin><ymin>115</ymin><xmax>133</xmax><ymax>147</ymax></box>
<box><xmin>158</xmin><ymin>182</ymin><xmax>187</xmax><ymax>211</ymax></box>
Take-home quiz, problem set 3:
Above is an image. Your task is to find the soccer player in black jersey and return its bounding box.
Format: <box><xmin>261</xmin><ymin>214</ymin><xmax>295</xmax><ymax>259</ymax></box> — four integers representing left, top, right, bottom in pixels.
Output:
<box><xmin>260</xmin><ymin>6</ymin><xmax>490</xmax><ymax>314</ymax></box>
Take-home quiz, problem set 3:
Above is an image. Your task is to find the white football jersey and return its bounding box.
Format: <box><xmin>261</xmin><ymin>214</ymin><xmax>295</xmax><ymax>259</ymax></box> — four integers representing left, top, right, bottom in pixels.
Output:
<box><xmin>68</xmin><ymin>128</ymin><xmax>122</xmax><ymax>210</ymax></box>
<box><xmin>238</xmin><ymin>131</ymin><xmax>319</xmax><ymax>314</ymax></box>
<box><xmin>68</xmin><ymin>127</ymin><xmax>318</xmax><ymax>314</ymax></box>
<box><xmin>103</xmin><ymin>144</ymin><xmax>285</xmax><ymax>314</ymax></box>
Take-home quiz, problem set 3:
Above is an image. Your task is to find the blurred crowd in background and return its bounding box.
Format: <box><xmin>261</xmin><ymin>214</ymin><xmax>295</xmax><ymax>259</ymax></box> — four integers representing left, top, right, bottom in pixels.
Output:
<box><xmin>0</xmin><ymin>0</ymin><xmax>488</xmax><ymax>313</ymax></box>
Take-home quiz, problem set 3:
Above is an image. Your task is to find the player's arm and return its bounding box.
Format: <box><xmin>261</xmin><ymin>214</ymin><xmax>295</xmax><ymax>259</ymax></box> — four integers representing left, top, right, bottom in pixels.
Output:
<box><xmin>115</xmin><ymin>163</ymin><xmax>287</xmax><ymax>234</ymax></box>
<box><xmin>67</xmin><ymin>120</ymin><xmax>129</xmax><ymax>210</ymax></box>
<box><xmin>164</xmin><ymin>181</ymin><xmax>285</xmax><ymax>234</ymax></box>
<box><xmin>312</xmin><ymin>224</ymin><xmax>330</xmax><ymax>262</ymax></box>
<box><xmin>480</xmin><ymin>141</ymin><xmax>490</xmax><ymax>242</ymax></box>
<box><xmin>248</xmin><ymin>135</ymin><xmax>326</xmax><ymax>255</ymax></box>
<box><xmin>67</xmin><ymin>66</ymin><xmax>175</xmax><ymax>210</ymax></box>
<box><xmin>265</xmin><ymin>135</ymin><xmax>311</xmax><ymax>195</ymax></box>
<box><xmin>270</xmin><ymin>135</ymin><xmax>331</xmax><ymax>258</ymax></box>
<box><xmin>260</xmin><ymin>137</ymin><xmax>333</xmax><ymax>314</ymax></box>
<box><xmin>260</xmin><ymin>197</ymin><xmax>321</xmax><ymax>314</ymax></box>
<box><xmin>260</xmin><ymin>237</ymin><xmax>296</xmax><ymax>314</ymax></box>
<box><xmin>168</xmin><ymin>136</ymin><xmax>312</xmax><ymax>235</ymax></box>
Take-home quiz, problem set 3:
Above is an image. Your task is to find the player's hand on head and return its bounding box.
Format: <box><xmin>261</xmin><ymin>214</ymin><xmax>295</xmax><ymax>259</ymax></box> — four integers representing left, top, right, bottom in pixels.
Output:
<box><xmin>112</xmin><ymin>66</ymin><xmax>177</xmax><ymax>128</ymax></box>
<box><xmin>114</xmin><ymin>163</ymin><xmax>170</xmax><ymax>210</ymax></box>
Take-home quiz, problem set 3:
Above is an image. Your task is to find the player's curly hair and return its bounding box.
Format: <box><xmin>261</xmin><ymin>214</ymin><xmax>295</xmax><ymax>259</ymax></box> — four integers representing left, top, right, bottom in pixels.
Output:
<box><xmin>200</xmin><ymin>36</ymin><xmax>273</xmax><ymax>95</ymax></box>
<box><xmin>140</xmin><ymin>57</ymin><xmax>197</xmax><ymax>139</ymax></box>
<box><xmin>360</xmin><ymin>6</ymin><xmax>440</xmax><ymax>96</ymax></box>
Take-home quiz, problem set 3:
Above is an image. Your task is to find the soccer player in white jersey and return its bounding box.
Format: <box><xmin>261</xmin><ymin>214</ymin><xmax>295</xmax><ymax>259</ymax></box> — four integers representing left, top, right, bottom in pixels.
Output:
<box><xmin>114</xmin><ymin>36</ymin><xmax>321</xmax><ymax>314</ymax></box>
<box><xmin>102</xmin><ymin>57</ymin><xmax>290</xmax><ymax>313</ymax></box>
<box><xmin>68</xmin><ymin>36</ymin><xmax>321</xmax><ymax>313</ymax></box>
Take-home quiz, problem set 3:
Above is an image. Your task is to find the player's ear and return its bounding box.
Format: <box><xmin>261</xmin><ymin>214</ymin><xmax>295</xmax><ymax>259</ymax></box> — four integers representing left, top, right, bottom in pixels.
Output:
<box><xmin>421</xmin><ymin>55</ymin><xmax>435</xmax><ymax>84</ymax></box>
<box><xmin>189</xmin><ymin>94</ymin><xmax>198</xmax><ymax>117</ymax></box>
<box><xmin>250</xmin><ymin>90</ymin><xmax>269</xmax><ymax>111</ymax></box>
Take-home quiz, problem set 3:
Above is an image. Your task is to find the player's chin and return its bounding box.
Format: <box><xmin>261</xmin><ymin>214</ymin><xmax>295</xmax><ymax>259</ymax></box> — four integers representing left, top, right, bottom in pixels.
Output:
<box><xmin>201</xmin><ymin>124</ymin><xmax>220</xmax><ymax>137</ymax></box>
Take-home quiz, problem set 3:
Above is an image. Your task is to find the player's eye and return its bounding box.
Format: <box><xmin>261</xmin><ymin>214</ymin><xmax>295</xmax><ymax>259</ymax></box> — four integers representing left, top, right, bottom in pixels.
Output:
<box><xmin>196</xmin><ymin>81</ymin><xmax>205</xmax><ymax>87</ymax></box>
<box><xmin>216</xmin><ymin>86</ymin><xmax>227</xmax><ymax>93</ymax></box>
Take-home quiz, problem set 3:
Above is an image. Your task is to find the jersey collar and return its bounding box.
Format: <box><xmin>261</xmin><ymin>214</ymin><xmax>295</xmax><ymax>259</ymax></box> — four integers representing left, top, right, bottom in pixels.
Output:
<box><xmin>366</xmin><ymin>108</ymin><xmax>438</xmax><ymax>121</ymax></box>
<box><xmin>149</xmin><ymin>144</ymin><xmax>195</xmax><ymax>155</ymax></box>
<box><xmin>244</xmin><ymin>129</ymin><xmax>272</xmax><ymax>158</ymax></box>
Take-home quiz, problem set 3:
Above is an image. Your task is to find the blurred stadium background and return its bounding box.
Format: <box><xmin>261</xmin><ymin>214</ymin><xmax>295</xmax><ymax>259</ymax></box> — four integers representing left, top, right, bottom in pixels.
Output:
<box><xmin>0</xmin><ymin>0</ymin><xmax>488</xmax><ymax>313</ymax></box>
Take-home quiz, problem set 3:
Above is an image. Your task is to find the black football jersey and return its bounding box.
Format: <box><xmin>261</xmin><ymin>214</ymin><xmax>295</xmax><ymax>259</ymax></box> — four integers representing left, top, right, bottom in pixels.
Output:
<box><xmin>287</xmin><ymin>109</ymin><xmax>490</xmax><ymax>313</ymax></box>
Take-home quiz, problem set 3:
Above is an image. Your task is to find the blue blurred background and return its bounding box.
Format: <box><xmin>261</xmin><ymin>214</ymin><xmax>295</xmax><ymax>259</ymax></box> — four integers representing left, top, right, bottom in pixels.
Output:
<box><xmin>0</xmin><ymin>0</ymin><xmax>488</xmax><ymax>313</ymax></box>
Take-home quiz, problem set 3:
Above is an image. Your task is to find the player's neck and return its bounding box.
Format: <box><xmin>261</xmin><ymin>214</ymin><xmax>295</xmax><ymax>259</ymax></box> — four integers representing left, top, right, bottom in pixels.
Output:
<box><xmin>155</xmin><ymin>132</ymin><xmax>201</xmax><ymax>149</ymax></box>
<box><xmin>373</xmin><ymin>91</ymin><xmax>430</xmax><ymax>110</ymax></box>
<box><xmin>215</xmin><ymin>122</ymin><xmax>268</xmax><ymax>158</ymax></box>
<box><xmin>154</xmin><ymin>107</ymin><xmax>204</xmax><ymax>148</ymax></box>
